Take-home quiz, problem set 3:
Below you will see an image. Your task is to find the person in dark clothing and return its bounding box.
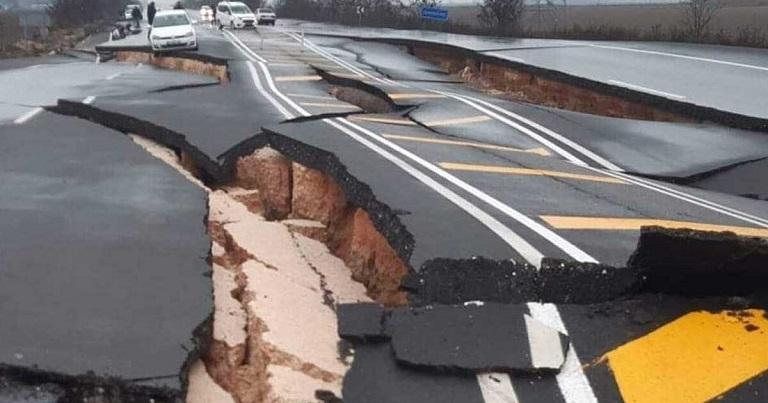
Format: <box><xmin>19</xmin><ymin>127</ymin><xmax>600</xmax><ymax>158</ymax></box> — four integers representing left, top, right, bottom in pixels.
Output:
<box><xmin>173</xmin><ymin>1</ymin><xmax>184</xmax><ymax>9</ymax></box>
<box><xmin>211</xmin><ymin>3</ymin><xmax>218</xmax><ymax>28</ymax></box>
<box><xmin>147</xmin><ymin>2</ymin><xmax>156</xmax><ymax>25</ymax></box>
<box><xmin>130</xmin><ymin>6</ymin><xmax>142</xmax><ymax>28</ymax></box>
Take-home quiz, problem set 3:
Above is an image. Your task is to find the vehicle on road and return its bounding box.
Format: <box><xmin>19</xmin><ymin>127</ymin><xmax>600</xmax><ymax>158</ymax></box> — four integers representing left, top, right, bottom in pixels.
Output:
<box><xmin>216</xmin><ymin>1</ymin><xmax>256</xmax><ymax>29</ymax></box>
<box><xmin>200</xmin><ymin>5</ymin><xmax>214</xmax><ymax>23</ymax></box>
<box><xmin>255</xmin><ymin>7</ymin><xmax>276</xmax><ymax>25</ymax></box>
<box><xmin>149</xmin><ymin>10</ymin><xmax>198</xmax><ymax>52</ymax></box>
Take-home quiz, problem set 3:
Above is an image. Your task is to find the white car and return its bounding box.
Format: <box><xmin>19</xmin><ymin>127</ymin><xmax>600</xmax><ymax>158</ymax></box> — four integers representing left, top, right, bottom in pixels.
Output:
<box><xmin>216</xmin><ymin>1</ymin><xmax>256</xmax><ymax>29</ymax></box>
<box><xmin>200</xmin><ymin>5</ymin><xmax>214</xmax><ymax>23</ymax></box>
<box><xmin>149</xmin><ymin>10</ymin><xmax>198</xmax><ymax>52</ymax></box>
<box><xmin>255</xmin><ymin>8</ymin><xmax>276</xmax><ymax>26</ymax></box>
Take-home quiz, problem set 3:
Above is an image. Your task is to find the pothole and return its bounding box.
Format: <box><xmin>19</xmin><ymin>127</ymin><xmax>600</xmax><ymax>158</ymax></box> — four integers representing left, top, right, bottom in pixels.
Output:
<box><xmin>409</xmin><ymin>45</ymin><xmax>693</xmax><ymax>123</ymax></box>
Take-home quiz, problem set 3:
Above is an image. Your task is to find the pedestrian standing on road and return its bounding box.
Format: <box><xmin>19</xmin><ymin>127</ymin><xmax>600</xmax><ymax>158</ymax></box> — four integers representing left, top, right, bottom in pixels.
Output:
<box><xmin>211</xmin><ymin>3</ymin><xmax>217</xmax><ymax>28</ymax></box>
<box><xmin>131</xmin><ymin>6</ymin><xmax>143</xmax><ymax>29</ymax></box>
<box><xmin>147</xmin><ymin>2</ymin><xmax>156</xmax><ymax>25</ymax></box>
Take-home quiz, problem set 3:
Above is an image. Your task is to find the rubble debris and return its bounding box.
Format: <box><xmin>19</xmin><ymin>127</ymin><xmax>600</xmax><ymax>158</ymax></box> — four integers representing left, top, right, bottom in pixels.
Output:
<box><xmin>387</xmin><ymin>304</ymin><xmax>569</xmax><ymax>373</ymax></box>
<box><xmin>342</xmin><ymin>344</ymin><xmax>486</xmax><ymax>403</ymax></box>
<box><xmin>629</xmin><ymin>226</ymin><xmax>768</xmax><ymax>296</ymax></box>
<box><xmin>404</xmin><ymin>257</ymin><xmax>638</xmax><ymax>306</ymax></box>
<box><xmin>337</xmin><ymin>303</ymin><xmax>387</xmax><ymax>342</ymax></box>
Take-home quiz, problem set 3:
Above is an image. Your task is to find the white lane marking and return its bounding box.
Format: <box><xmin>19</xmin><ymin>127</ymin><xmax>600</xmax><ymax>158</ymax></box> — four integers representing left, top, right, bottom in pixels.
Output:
<box><xmin>222</xmin><ymin>29</ymin><xmax>268</xmax><ymax>62</ymax></box>
<box><xmin>252</xmin><ymin>30</ymin><xmax>598</xmax><ymax>265</ymax></box>
<box><xmin>525</xmin><ymin>314</ymin><xmax>566</xmax><ymax>369</ymax></box>
<box><xmin>106</xmin><ymin>72</ymin><xmax>122</xmax><ymax>80</ymax></box>
<box><xmin>82</xmin><ymin>96</ymin><xmax>96</xmax><ymax>105</ymax></box>
<box><xmin>591</xmin><ymin>44</ymin><xmax>768</xmax><ymax>73</ymax></box>
<box><xmin>607</xmin><ymin>79</ymin><xmax>686</xmax><ymax>100</ymax></box>
<box><xmin>136</xmin><ymin>63</ymin><xmax>143</xmax><ymax>68</ymax></box>
<box><xmin>226</xmin><ymin>32</ymin><xmax>599</xmax><ymax>403</ymax></box>
<box><xmin>13</xmin><ymin>107</ymin><xmax>43</xmax><ymax>124</ymax></box>
<box><xmin>592</xmin><ymin>168</ymin><xmax>768</xmax><ymax>228</ymax></box>
<box><xmin>477</xmin><ymin>373</ymin><xmax>520</xmax><ymax>403</ymax></box>
<box><xmin>446</xmin><ymin>92</ymin><xmax>625</xmax><ymax>172</ymax></box>
<box><xmin>245</xmin><ymin>61</ymin><xmax>295</xmax><ymax>119</ymax></box>
<box><xmin>433</xmin><ymin>91</ymin><xmax>589</xmax><ymax>168</ymax></box>
<box><xmin>528</xmin><ymin>302</ymin><xmax>598</xmax><ymax>403</ymax></box>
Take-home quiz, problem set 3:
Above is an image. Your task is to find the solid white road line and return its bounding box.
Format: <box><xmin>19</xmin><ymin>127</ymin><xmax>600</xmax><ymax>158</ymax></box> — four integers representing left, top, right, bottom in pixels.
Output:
<box><xmin>225</xmin><ymin>32</ymin><xmax>599</xmax><ymax>403</ymax></box>
<box><xmin>477</xmin><ymin>373</ymin><xmax>521</xmax><ymax>403</ymax></box>
<box><xmin>83</xmin><ymin>96</ymin><xmax>96</xmax><ymax>105</ymax></box>
<box><xmin>448</xmin><ymin>92</ymin><xmax>624</xmax><ymax>172</ymax></box>
<box><xmin>105</xmin><ymin>72</ymin><xmax>122</xmax><ymax>80</ymax></box>
<box><xmin>245</xmin><ymin>62</ymin><xmax>295</xmax><ymax>119</ymax></box>
<box><xmin>528</xmin><ymin>302</ymin><xmax>598</xmax><ymax>403</ymax></box>
<box><xmin>525</xmin><ymin>314</ymin><xmax>566</xmax><ymax>369</ymax></box>
<box><xmin>13</xmin><ymin>107</ymin><xmax>43</xmax><ymax>124</ymax></box>
<box><xmin>593</xmin><ymin>168</ymin><xmax>768</xmax><ymax>228</ymax></box>
<box><xmin>590</xmin><ymin>44</ymin><xmax>768</xmax><ymax>73</ymax></box>
<box><xmin>433</xmin><ymin>90</ymin><xmax>590</xmax><ymax>168</ymax></box>
<box><xmin>607</xmin><ymin>79</ymin><xmax>686</xmax><ymax>100</ymax></box>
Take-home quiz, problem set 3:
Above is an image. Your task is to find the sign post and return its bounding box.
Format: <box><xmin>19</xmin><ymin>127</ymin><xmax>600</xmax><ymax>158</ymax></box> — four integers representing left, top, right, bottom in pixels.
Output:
<box><xmin>419</xmin><ymin>7</ymin><xmax>448</xmax><ymax>22</ymax></box>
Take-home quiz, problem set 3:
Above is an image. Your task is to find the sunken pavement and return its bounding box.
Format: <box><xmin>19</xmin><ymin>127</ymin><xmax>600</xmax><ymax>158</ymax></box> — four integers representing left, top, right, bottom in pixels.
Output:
<box><xmin>1</xmin><ymin>23</ymin><xmax>768</xmax><ymax>403</ymax></box>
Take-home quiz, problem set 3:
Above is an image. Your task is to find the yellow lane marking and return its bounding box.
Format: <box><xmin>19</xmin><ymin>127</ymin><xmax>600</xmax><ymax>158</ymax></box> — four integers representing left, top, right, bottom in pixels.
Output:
<box><xmin>273</xmin><ymin>75</ymin><xmax>322</xmax><ymax>82</ymax></box>
<box><xmin>423</xmin><ymin>115</ymin><xmax>492</xmax><ymax>127</ymax></box>
<box><xmin>603</xmin><ymin>309</ymin><xmax>768</xmax><ymax>403</ymax></box>
<box><xmin>440</xmin><ymin>162</ymin><xmax>625</xmax><ymax>184</ymax></box>
<box><xmin>388</xmin><ymin>93</ymin><xmax>447</xmax><ymax>100</ymax></box>
<box><xmin>382</xmin><ymin>134</ymin><xmax>551</xmax><ymax>156</ymax></box>
<box><xmin>540</xmin><ymin>216</ymin><xmax>768</xmax><ymax>237</ymax></box>
<box><xmin>299</xmin><ymin>102</ymin><xmax>359</xmax><ymax>109</ymax></box>
<box><xmin>348</xmin><ymin>115</ymin><xmax>416</xmax><ymax>126</ymax></box>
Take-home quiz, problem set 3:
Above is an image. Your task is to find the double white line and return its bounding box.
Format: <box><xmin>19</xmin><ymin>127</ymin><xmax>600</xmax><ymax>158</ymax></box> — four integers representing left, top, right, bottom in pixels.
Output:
<box><xmin>223</xmin><ymin>29</ymin><xmax>599</xmax><ymax>403</ymax></box>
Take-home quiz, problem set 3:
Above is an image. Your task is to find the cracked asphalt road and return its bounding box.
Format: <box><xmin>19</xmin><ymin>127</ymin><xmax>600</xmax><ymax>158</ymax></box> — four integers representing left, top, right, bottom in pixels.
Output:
<box><xmin>2</xmin><ymin>16</ymin><xmax>768</xmax><ymax>403</ymax></box>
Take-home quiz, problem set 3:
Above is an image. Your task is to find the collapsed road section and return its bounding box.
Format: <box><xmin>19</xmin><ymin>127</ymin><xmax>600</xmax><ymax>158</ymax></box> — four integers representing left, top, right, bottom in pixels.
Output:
<box><xmin>5</xmin><ymin>23</ymin><xmax>768</xmax><ymax>403</ymax></box>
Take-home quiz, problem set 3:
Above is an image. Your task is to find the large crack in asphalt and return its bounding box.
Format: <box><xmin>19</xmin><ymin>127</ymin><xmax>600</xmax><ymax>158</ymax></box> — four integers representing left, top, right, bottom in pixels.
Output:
<box><xmin>23</xmin><ymin>48</ymin><xmax>768</xmax><ymax>401</ymax></box>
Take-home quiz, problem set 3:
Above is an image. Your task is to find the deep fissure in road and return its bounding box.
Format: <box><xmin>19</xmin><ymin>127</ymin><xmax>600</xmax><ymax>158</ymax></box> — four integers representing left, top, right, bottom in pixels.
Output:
<box><xmin>410</xmin><ymin>45</ymin><xmax>693</xmax><ymax>123</ymax></box>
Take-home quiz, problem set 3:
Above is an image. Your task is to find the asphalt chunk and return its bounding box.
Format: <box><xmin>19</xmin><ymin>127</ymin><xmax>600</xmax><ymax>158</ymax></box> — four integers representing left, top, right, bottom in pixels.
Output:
<box><xmin>630</xmin><ymin>226</ymin><xmax>768</xmax><ymax>296</ymax></box>
<box><xmin>337</xmin><ymin>303</ymin><xmax>387</xmax><ymax>343</ymax></box>
<box><xmin>387</xmin><ymin>304</ymin><xmax>569</xmax><ymax>373</ymax></box>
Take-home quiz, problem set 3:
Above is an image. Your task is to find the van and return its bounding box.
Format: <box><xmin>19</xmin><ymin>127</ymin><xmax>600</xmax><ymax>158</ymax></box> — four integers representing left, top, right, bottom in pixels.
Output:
<box><xmin>216</xmin><ymin>1</ymin><xmax>256</xmax><ymax>29</ymax></box>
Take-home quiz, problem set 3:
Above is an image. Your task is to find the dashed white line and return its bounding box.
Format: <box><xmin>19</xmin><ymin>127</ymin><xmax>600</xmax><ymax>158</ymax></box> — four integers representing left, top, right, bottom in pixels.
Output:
<box><xmin>13</xmin><ymin>107</ymin><xmax>43</xmax><ymax>124</ymax></box>
<box><xmin>607</xmin><ymin>79</ymin><xmax>686</xmax><ymax>100</ymax></box>
<box><xmin>106</xmin><ymin>72</ymin><xmax>122</xmax><ymax>80</ymax></box>
<box><xmin>528</xmin><ymin>302</ymin><xmax>598</xmax><ymax>403</ymax></box>
<box><xmin>591</xmin><ymin>44</ymin><xmax>768</xmax><ymax>73</ymax></box>
<box><xmin>477</xmin><ymin>373</ymin><xmax>520</xmax><ymax>403</ymax></box>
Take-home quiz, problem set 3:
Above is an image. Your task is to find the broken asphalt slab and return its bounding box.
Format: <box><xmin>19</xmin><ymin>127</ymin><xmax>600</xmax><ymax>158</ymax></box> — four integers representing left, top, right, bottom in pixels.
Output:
<box><xmin>403</xmin><ymin>257</ymin><xmax>639</xmax><ymax>306</ymax></box>
<box><xmin>387</xmin><ymin>304</ymin><xmax>569</xmax><ymax>373</ymax></box>
<box><xmin>0</xmin><ymin>112</ymin><xmax>210</xmax><ymax>394</ymax></box>
<box><xmin>338</xmin><ymin>303</ymin><xmax>569</xmax><ymax>373</ymax></box>
<box><xmin>630</xmin><ymin>226</ymin><xmax>768</xmax><ymax>296</ymax></box>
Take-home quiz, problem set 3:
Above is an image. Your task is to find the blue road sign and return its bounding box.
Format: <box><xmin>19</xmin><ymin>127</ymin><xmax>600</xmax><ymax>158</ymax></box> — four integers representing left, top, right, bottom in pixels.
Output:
<box><xmin>420</xmin><ymin>7</ymin><xmax>448</xmax><ymax>21</ymax></box>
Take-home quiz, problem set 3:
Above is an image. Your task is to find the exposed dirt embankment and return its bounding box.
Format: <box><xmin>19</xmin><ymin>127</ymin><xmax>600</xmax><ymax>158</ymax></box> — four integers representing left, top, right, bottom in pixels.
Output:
<box><xmin>231</xmin><ymin>148</ymin><xmax>409</xmax><ymax>307</ymax></box>
<box><xmin>115</xmin><ymin>51</ymin><xmax>229</xmax><ymax>82</ymax></box>
<box><xmin>411</xmin><ymin>46</ymin><xmax>689</xmax><ymax>122</ymax></box>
